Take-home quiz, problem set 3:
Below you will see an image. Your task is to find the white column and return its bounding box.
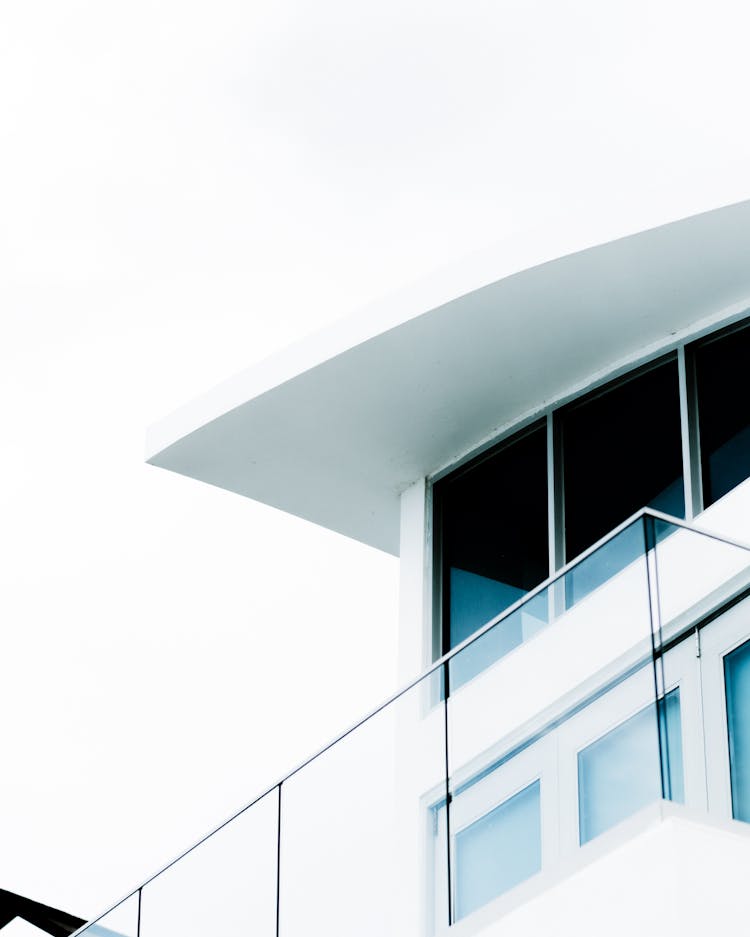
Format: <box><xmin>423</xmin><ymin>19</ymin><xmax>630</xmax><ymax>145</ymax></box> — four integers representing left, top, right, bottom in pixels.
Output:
<box><xmin>398</xmin><ymin>477</ymin><xmax>431</xmax><ymax>683</ymax></box>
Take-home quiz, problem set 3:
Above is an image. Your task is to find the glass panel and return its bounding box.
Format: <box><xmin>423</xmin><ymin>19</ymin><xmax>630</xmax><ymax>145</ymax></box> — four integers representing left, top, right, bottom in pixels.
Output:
<box><xmin>564</xmin><ymin>518</ymin><xmax>645</xmax><ymax>607</ymax></box>
<box><xmin>454</xmin><ymin>781</ymin><xmax>541</xmax><ymax>920</ymax></box>
<box><xmin>578</xmin><ymin>690</ymin><xmax>683</xmax><ymax>845</ymax></box>
<box><xmin>448</xmin><ymin>518</ymin><xmax>658</xmax><ymax>919</ymax></box>
<box><xmin>651</xmin><ymin>517</ymin><xmax>750</xmax><ymax>638</ymax></box>
<box><xmin>279</xmin><ymin>669</ymin><xmax>444</xmax><ymax>937</ymax></box>
<box><xmin>451</xmin><ymin>519</ymin><xmax>652</xmax><ymax>690</ymax></box>
<box><xmin>435</xmin><ymin>423</ymin><xmax>548</xmax><ymax>660</ymax></box>
<box><xmin>724</xmin><ymin>637</ymin><xmax>750</xmax><ymax>822</ymax></box>
<box><xmin>448</xmin><ymin>590</ymin><xmax>548</xmax><ymax>689</ymax></box>
<box><xmin>139</xmin><ymin>789</ymin><xmax>278</xmax><ymax>937</ymax></box>
<box><xmin>694</xmin><ymin>321</ymin><xmax>750</xmax><ymax>507</ymax></box>
<box><xmin>559</xmin><ymin>358</ymin><xmax>684</xmax><ymax>564</ymax></box>
<box><xmin>79</xmin><ymin>893</ymin><xmax>139</xmax><ymax>937</ymax></box>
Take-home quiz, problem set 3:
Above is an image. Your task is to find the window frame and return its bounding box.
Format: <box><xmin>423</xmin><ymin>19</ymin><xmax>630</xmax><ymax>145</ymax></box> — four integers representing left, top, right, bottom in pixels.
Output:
<box><xmin>433</xmin><ymin>731</ymin><xmax>558</xmax><ymax>929</ymax></box>
<box><xmin>430</xmin><ymin>627</ymin><xmax>705</xmax><ymax>930</ymax></box>
<box><xmin>430</xmin><ymin>309</ymin><xmax>750</xmax><ymax>669</ymax></box>
<box><xmin>430</xmin><ymin>615</ymin><xmax>737</xmax><ymax>930</ymax></box>
<box><xmin>689</xmin><ymin>317</ymin><xmax>750</xmax><ymax>511</ymax></box>
<box><xmin>552</xmin><ymin>351</ymin><xmax>683</xmax><ymax>566</ymax></box>
<box><xmin>433</xmin><ymin>418</ymin><xmax>550</xmax><ymax>660</ymax></box>
<box><xmin>556</xmin><ymin>635</ymin><xmax>698</xmax><ymax>850</ymax></box>
<box><xmin>698</xmin><ymin>596</ymin><xmax>750</xmax><ymax>820</ymax></box>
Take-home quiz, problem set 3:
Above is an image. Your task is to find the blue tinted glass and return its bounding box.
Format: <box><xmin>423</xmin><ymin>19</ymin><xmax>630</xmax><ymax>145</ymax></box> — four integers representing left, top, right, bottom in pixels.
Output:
<box><xmin>560</xmin><ymin>359</ymin><xmax>684</xmax><ymax>564</ymax></box>
<box><xmin>724</xmin><ymin>638</ymin><xmax>750</xmax><ymax>822</ymax></box>
<box><xmin>455</xmin><ymin>781</ymin><xmax>541</xmax><ymax>920</ymax></box>
<box><xmin>695</xmin><ymin>323</ymin><xmax>750</xmax><ymax>507</ymax></box>
<box><xmin>659</xmin><ymin>690</ymin><xmax>684</xmax><ymax>803</ymax></box>
<box><xmin>564</xmin><ymin>517</ymin><xmax>678</xmax><ymax>608</ymax></box>
<box><xmin>578</xmin><ymin>690</ymin><xmax>683</xmax><ymax>845</ymax></box>
<box><xmin>564</xmin><ymin>520</ymin><xmax>644</xmax><ymax>607</ymax></box>
<box><xmin>435</xmin><ymin>424</ymin><xmax>549</xmax><ymax>665</ymax></box>
<box><xmin>449</xmin><ymin>567</ymin><xmax>524</xmax><ymax>648</ymax></box>
<box><xmin>449</xmin><ymin>588</ymin><xmax>548</xmax><ymax>689</ymax></box>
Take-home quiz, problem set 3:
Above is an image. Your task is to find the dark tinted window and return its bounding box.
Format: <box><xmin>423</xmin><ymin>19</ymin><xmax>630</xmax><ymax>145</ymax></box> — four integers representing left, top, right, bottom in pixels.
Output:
<box><xmin>695</xmin><ymin>323</ymin><xmax>750</xmax><ymax>508</ymax></box>
<box><xmin>435</xmin><ymin>425</ymin><xmax>549</xmax><ymax>655</ymax></box>
<box><xmin>559</xmin><ymin>358</ymin><xmax>684</xmax><ymax>562</ymax></box>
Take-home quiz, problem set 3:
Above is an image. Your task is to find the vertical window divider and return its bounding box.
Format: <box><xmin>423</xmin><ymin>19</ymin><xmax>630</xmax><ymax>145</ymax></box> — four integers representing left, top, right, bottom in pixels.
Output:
<box><xmin>549</xmin><ymin>412</ymin><xmax>566</xmax><ymax>618</ymax></box>
<box><xmin>546</xmin><ymin>412</ymin><xmax>558</xmax><ymax>576</ymax></box>
<box><xmin>678</xmin><ymin>344</ymin><xmax>702</xmax><ymax>519</ymax></box>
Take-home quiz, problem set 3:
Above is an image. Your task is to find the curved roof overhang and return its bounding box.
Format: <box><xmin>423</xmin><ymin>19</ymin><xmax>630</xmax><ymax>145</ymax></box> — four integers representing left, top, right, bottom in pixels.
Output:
<box><xmin>147</xmin><ymin>199</ymin><xmax>750</xmax><ymax>555</ymax></box>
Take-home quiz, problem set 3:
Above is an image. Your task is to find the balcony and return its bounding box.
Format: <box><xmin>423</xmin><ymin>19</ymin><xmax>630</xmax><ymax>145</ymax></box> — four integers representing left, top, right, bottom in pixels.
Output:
<box><xmin>72</xmin><ymin>511</ymin><xmax>750</xmax><ymax>937</ymax></box>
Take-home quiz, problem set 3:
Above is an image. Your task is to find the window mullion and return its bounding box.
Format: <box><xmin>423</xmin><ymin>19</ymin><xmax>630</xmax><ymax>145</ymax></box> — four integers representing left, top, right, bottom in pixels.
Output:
<box><xmin>678</xmin><ymin>344</ymin><xmax>703</xmax><ymax>519</ymax></box>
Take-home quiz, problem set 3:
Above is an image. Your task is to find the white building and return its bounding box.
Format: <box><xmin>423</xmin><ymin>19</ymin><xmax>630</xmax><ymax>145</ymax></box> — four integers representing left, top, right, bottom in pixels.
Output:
<box><xmin>72</xmin><ymin>197</ymin><xmax>750</xmax><ymax>936</ymax></box>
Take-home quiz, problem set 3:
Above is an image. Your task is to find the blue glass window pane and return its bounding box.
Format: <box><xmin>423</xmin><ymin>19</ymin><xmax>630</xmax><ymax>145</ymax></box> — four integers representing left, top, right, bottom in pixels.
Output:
<box><xmin>448</xmin><ymin>587</ymin><xmax>548</xmax><ymax>689</ymax></box>
<box><xmin>559</xmin><ymin>358</ymin><xmax>684</xmax><ymax>565</ymax></box>
<box><xmin>578</xmin><ymin>690</ymin><xmax>683</xmax><ymax>845</ymax></box>
<box><xmin>449</xmin><ymin>567</ymin><xmax>524</xmax><ymax>648</ymax></box>
<box><xmin>455</xmin><ymin>781</ymin><xmax>541</xmax><ymax>920</ymax></box>
<box><xmin>694</xmin><ymin>322</ymin><xmax>750</xmax><ymax>507</ymax></box>
<box><xmin>724</xmin><ymin>638</ymin><xmax>750</xmax><ymax>822</ymax></box>
<box><xmin>564</xmin><ymin>517</ymin><xmax>678</xmax><ymax>608</ymax></box>
<box><xmin>435</xmin><ymin>424</ymin><xmax>549</xmax><ymax>668</ymax></box>
<box><xmin>660</xmin><ymin>690</ymin><xmax>684</xmax><ymax>803</ymax></box>
<box><xmin>564</xmin><ymin>520</ymin><xmax>645</xmax><ymax>607</ymax></box>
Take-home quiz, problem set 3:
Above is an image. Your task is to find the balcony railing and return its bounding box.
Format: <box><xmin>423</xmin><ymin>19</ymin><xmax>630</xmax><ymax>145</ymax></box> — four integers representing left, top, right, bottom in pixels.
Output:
<box><xmin>71</xmin><ymin>510</ymin><xmax>750</xmax><ymax>937</ymax></box>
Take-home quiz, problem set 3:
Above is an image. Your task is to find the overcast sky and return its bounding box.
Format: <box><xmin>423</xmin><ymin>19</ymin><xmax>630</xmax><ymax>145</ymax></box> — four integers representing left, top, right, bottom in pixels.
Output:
<box><xmin>3</xmin><ymin>0</ymin><xmax>750</xmax><ymax>920</ymax></box>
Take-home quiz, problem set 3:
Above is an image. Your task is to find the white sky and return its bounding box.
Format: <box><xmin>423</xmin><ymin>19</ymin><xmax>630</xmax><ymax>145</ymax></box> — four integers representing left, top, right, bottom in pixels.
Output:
<box><xmin>3</xmin><ymin>0</ymin><xmax>750</xmax><ymax>920</ymax></box>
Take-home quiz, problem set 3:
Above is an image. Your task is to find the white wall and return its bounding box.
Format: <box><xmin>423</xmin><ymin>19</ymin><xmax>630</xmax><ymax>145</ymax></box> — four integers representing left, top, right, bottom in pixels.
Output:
<box><xmin>394</xmin><ymin>436</ymin><xmax>750</xmax><ymax>934</ymax></box>
<box><xmin>457</xmin><ymin>806</ymin><xmax>750</xmax><ymax>937</ymax></box>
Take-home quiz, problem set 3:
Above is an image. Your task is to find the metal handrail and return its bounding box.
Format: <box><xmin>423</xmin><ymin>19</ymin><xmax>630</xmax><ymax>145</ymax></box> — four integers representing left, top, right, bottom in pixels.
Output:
<box><xmin>70</xmin><ymin>507</ymin><xmax>750</xmax><ymax>934</ymax></box>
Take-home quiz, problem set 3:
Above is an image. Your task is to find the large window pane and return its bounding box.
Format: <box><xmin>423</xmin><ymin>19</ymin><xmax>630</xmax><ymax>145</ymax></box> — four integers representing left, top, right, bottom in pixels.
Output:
<box><xmin>577</xmin><ymin>690</ymin><xmax>683</xmax><ymax>845</ymax></box>
<box><xmin>559</xmin><ymin>358</ymin><xmax>684</xmax><ymax>564</ymax></box>
<box><xmin>724</xmin><ymin>637</ymin><xmax>750</xmax><ymax>822</ymax></box>
<box><xmin>435</xmin><ymin>424</ymin><xmax>548</xmax><ymax>664</ymax></box>
<box><xmin>454</xmin><ymin>781</ymin><xmax>541</xmax><ymax>920</ymax></box>
<box><xmin>694</xmin><ymin>322</ymin><xmax>750</xmax><ymax>508</ymax></box>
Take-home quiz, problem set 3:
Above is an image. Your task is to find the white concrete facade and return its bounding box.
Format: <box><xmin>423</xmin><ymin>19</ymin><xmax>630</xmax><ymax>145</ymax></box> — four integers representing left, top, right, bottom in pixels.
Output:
<box><xmin>448</xmin><ymin>804</ymin><xmax>750</xmax><ymax>937</ymax></box>
<box><xmin>138</xmin><ymin>201</ymin><xmax>750</xmax><ymax>936</ymax></box>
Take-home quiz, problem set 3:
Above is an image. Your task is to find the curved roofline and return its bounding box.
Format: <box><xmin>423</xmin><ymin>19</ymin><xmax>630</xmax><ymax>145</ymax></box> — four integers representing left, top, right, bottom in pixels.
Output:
<box><xmin>147</xmin><ymin>199</ymin><xmax>750</xmax><ymax>554</ymax></box>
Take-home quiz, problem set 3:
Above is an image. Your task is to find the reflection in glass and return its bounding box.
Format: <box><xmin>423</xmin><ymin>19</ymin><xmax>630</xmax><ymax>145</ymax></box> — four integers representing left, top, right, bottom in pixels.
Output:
<box><xmin>559</xmin><ymin>358</ymin><xmax>684</xmax><ymax>566</ymax></box>
<box><xmin>564</xmin><ymin>520</ymin><xmax>646</xmax><ymax>608</ymax></box>
<box><xmin>578</xmin><ymin>690</ymin><xmax>683</xmax><ymax>844</ymax></box>
<box><xmin>724</xmin><ymin>638</ymin><xmax>750</xmax><ymax>822</ymax></box>
<box><xmin>455</xmin><ymin>781</ymin><xmax>541</xmax><ymax>920</ymax></box>
<box><xmin>448</xmin><ymin>590</ymin><xmax>548</xmax><ymax>690</ymax></box>
<box><xmin>435</xmin><ymin>423</ymin><xmax>548</xmax><ymax>675</ymax></box>
<box><xmin>694</xmin><ymin>322</ymin><xmax>750</xmax><ymax>507</ymax></box>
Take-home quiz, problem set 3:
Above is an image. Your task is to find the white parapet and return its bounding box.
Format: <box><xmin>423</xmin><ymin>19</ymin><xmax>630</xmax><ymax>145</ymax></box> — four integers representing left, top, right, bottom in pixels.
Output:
<box><xmin>450</xmin><ymin>804</ymin><xmax>750</xmax><ymax>937</ymax></box>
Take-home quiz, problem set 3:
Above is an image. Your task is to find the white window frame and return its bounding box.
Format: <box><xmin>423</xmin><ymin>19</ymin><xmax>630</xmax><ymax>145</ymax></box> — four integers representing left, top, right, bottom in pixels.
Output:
<box><xmin>698</xmin><ymin>596</ymin><xmax>750</xmax><ymax>819</ymax></box>
<box><xmin>429</xmin><ymin>590</ymin><xmax>750</xmax><ymax>932</ymax></box>
<box><xmin>433</xmin><ymin>733</ymin><xmax>557</xmax><ymax>930</ymax></box>
<box><xmin>556</xmin><ymin>636</ymin><xmax>699</xmax><ymax>851</ymax></box>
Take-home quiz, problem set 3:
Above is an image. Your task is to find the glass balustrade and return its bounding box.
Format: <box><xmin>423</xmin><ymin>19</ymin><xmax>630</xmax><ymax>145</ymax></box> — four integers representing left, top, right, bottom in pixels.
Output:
<box><xmin>71</xmin><ymin>511</ymin><xmax>750</xmax><ymax>937</ymax></box>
